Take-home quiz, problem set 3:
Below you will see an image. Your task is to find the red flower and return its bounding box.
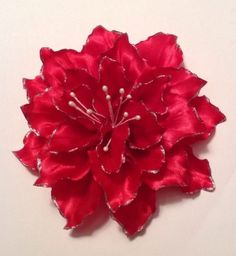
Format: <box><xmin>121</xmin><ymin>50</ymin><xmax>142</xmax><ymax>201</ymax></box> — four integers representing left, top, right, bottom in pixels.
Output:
<box><xmin>14</xmin><ymin>26</ymin><xmax>225</xmax><ymax>236</ymax></box>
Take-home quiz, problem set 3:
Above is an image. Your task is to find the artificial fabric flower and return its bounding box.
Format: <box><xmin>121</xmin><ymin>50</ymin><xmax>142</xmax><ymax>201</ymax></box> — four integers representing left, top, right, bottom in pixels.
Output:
<box><xmin>14</xmin><ymin>26</ymin><xmax>225</xmax><ymax>236</ymax></box>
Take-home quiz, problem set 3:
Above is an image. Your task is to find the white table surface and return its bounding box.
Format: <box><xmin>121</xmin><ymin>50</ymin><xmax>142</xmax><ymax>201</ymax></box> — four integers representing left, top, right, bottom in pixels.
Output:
<box><xmin>0</xmin><ymin>0</ymin><xmax>235</xmax><ymax>255</ymax></box>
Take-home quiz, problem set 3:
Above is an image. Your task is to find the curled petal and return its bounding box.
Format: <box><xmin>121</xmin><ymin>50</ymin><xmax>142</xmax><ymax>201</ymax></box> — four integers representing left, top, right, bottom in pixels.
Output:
<box><xmin>130</xmin><ymin>145</ymin><xmax>165</xmax><ymax>173</ymax></box>
<box><xmin>23</xmin><ymin>76</ymin><xmax>48</xmax><ymax>101</ymax></box>
<box><xmin>143</xmin><ymin>145</ymin><xmax>188</xmax><ymax>190</ymax></box>
<box><xmin>136</xmin><ymin>33</ymin><xmax>183</xmax><ymax>68</ymax></box>
<box><xmin>35</xmin><ymin>150</ymin><xmax>90</xmax><ymax>187</ymax></box>
<box><xmin>51</xmin><ymin>174</ymin><xmax>103</xmax><ymax>229</ymax></box>
<box><xmin>159</xmin><ymin>67</ymin><xmax>206</xmax><ymax>100</ymax></box>
<box><xmin>21</xmin><ymin>92</ymin><xmax>66</xmax><ymax>138</ymax></box>
<box><xmin>125</xmin><ymin>102</ymin><xmax>163</xmax><ymax>149</ymax></box>
<box><xmin>13</xmin><ymin>132</ymin><xmax>46</xmax><ymax>172</ymax></box>
<box><xmin>143</xmin><ymin>145</ymin><xmax>214</xmax><ymax>193</ymax></box>
<box><xmin>191</xmin><ymin>96</ymin><xmax>226</xmax><ymax>138</ymax></box>
<box><xmin>40</xmin><ymin>48</ymin><xmax>98</xmax><ymax>83</ymax></box>
<box><xmin>49</xmin><ymin>118</ymin><xmax>101</xmax><ymax>152</ymax></box>
<box><xmin>82</xmin><ymin>25</ymin><xmax>121</xmax><ymax>56</ymax></box>
<box><xmin>182</xmin><ymin>147</ymin><xmax>214</xmax><ymax>193</ymax></box>
<box><xmin>113</xmin><ymin>185</ymin><xmax>156</xmax><ymax>236</ymax></box>
<box><xmin>160</xmin><ymin>94</ymin><xmax>205</xmax><ymax>149</ymax></box>
<box><xmin>90</xmin><ymin>151</ymin><xmax>141</xmax><ymax>212</ymax></box>
<box><xmin>132</xmin><ymin>77</ymin><xmax>168</xmax><ymax>114</ymax></box>
<box><xmin>97</xmin><ymin>124</ymin><xmax>129</xmax><ymax>174</ymax></box>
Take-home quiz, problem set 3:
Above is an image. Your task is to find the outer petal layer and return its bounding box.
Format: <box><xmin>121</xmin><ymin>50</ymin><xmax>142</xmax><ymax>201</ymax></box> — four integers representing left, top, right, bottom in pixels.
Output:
<box><xmin>35</xmin><ymin>150</ymin><xmax>90</xmax><ymax>187</ymax></box>
<box><xmin>23</xmin><ymin>76</ymin><xmax>48</xmax><ymax>101</ymax></box>
<box><xmin>143</xmin><ymin>145</ymin><xmax>188</xmax><ymax>190</ymax></box>
<box><xmin>144</xmin><ymin>145</ymin><xmax>214</xmax><ymax>193</ymax></box>
<box><xmin>191</xmin><ymin>96</ymin><xmax>226</xmax><ymax>138</ymax></box>
<box><xmin>136</xmin><ymin>33</ymin><xmax>183</xmax><ymax>68</ymax></box>
<box><xmin>160</xmin><ymin>94</ymin><xmax>204</xmax><ymax>149</ymax></box>
<box><xmin>21</xmin><ymin>92</ymin><xmax>66</xmax><ymax>137</ymax></box>
<box><xmin>14</xmin><ymin>132</ymin><xmax>46</xmax><ymax>172</ymax></box>
<box><xmin>51</xmin><ymin>174</ymin><xmax>103</xmax><ymax>229</ymax></box>
<box><xmin>113</xmin><ymin>185</ymin><xmax>156</xmax><ymax>236</ymax></box>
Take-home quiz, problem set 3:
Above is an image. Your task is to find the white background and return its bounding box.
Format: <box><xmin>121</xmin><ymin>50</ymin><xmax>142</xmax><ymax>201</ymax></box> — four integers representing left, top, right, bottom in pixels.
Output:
<box><xmin>0</xmin><ymin>0</ymin><xmax>235</xmax><ymax>255</ymax></box>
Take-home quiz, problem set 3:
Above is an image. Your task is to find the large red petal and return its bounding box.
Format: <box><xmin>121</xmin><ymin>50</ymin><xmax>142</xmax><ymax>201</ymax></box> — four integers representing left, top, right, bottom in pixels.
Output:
<box><xmin>191</xmin><ymin>96</ymin><xmax>226</xmax><ymax>138</ymax></box>
<box><xmin>82</xmin><ymin>25</ymin><xmax>121</xmax><ymax>56</ymax></box>
<box><xmin>21</xmin><ymin>92</ymin><xmax>66</xmax><ymax>138</ymax></box>
<box><xmin>182</xmin><ymin>147</ymin><xmax>215</xmax><ymax>193</ymax></box>
<box><xmin>158</xmin><ymin>67</ymin><xmax>206</xmax><ymax>100</ymax></box>
<box><xmin>160</xmin><ymin>94</ymin><xmax>205</xmax><ymax>149</ymax></box>
<box><xmin>97</xmin><ymin>124</ymin><xmax>129</xmax><ymax>174</ymax></box>
<box><xmin>143</xmin><ymin>145</ymin><xmax>188</xmax><ymax>190</ymax></box>
<box><xmin>106</xmin><ymin>34</ymin><xmax>152</xmax><ymax>84</ymax></box>
<box><xmin>131</xmin><ymin>77</ymin><xmax>168</xmax><ymax>114</ymax></box>
<box><xmin>49</xmin><ymin>118</ymin><xmax>101</xmax><ymax>152</ymax></box>
<box><xmin>13</xmin><ymin>132</ymin><xmax>46</xmax><ymax>172</ymax></box>
<box><xmin>35</xmin><ymin>150</ymin><xmax>90</xmax><ymax>187</ymax></box>
<box><xmin>143</xmin><ymin>145</ymin><xmax>214</xmax><ymax>193</ymax></box>
<box><xmin>130</xmin><ymin>145</ymin><xmax>165</xmax><ymax>173</ymax></box>
<box><xmin>40</xmin><ymin>48</ymin><xmax>98</xmax><ymax>82</ymax></box>
<box><xmin>113</xmin><ymin>185</ymin><xmax>156</xmax><ymax>236</ymax></box>
<box><xmin>51</xmin><ymin>174</ymin><xmax>103</xmax><ymax>229</ymax></box>
<box><xmin>136</xmin><ymin>33</ymin><xmax>183</xmax><ymax>68</ymax></box>
<box><xmin>23</xmin><ymin>76</ymin><xmax>48</xmax><ymax>101</ymax></box>
<box><xmin>90</xmin><ymin>151</ymin><xmax>141</xmax><ymax>212</ymax></box>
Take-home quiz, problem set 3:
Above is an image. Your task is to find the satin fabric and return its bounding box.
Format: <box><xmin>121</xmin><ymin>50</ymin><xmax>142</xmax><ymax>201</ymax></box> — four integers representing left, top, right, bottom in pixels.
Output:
<box><xmin>15</xmin><ymin>25</ymin><xmax>225</xmax><ymax>236</ymax></box>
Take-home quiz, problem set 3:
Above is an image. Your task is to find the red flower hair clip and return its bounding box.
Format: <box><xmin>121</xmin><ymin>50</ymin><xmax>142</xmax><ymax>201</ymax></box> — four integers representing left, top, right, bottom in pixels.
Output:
<box><xmin>14</xmin><ymin>26</ymin><xmax>225</xmax><ymax>236</ymax></box>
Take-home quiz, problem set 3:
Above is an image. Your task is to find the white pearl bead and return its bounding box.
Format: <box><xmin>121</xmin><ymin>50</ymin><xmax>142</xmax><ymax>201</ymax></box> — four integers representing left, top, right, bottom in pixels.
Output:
<box><xmin>103</xmin><ymin>146</ymin><xmax>109</xmax><ymax>152</ymax></box>
<box><xmin>123</xmin><ymin>112</ymin><xmax>129</xmax><ymax>117</ymax></box>
<box><xmin>119</xmin><ymin>88</ymin><xmax>125</xmax><ymax>94</ymax></box>
<box><xmin>86</xmin><ymin>109</ymin><xmax>93</xmax><ymax>114</ymax></box>
<box><xmin>102</xmin><ymin>85</ymin><xmax>108</xmax><ymax>92</ymax></box>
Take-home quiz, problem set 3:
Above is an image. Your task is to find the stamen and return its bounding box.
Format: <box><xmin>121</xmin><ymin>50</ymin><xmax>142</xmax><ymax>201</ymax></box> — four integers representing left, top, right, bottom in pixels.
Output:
<box><xmin>68</xmin><ymin>101</ymin><xmax>101</xmax><ymax>124</ymax></box>
<box><xmin>103</xmin><ymin>146</ymin><xmax>109</xmax><ymax>152</ymax></box>
<box><xmin>123</xmin><ymin>112</ymin><xmax>129</xmax><ymax>117</ymax></box>
<box><xmin>106</xmin><ymin>95</ymin><xmax>111</xmax><ymax>100</ymax></box>
<box><xmin>115</xmin><ymin>114</ymin><xmax>142</xmax><ymax>127</ymax></box>
<box><xmin>70</xmin><ymin>91</ymin><xmax>101</xmax><ymax>122</ymax></box>
<box><xmin>119</xmin><ymin>88</ymin><xmax>125</xmax><ymax>94</ymax></box>
<box><xmin>86</xmin><ymin>109</ymin><xmax>93</xmax><ymax>115</ymax></box>
<box><xmin>102</xmin><ymin>85</ymin><xmax>115</xmax><ymax>126</ymax></box>
<box><xmin>103</xmin><ymin>138</ymin><xmax>112</xmax><ymax>152</ymax></box>
<box><xmin>102</xmin><ymin>85</ymin><xmax>108</xmax><ymax>92</ymax></box>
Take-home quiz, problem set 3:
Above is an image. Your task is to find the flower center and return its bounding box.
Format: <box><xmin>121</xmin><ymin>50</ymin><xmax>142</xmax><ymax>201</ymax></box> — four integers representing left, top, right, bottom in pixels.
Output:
<box><xmin>68</xmin><ymin>85</ymin><xmax>141</xmax><ymax>152</ymax></box>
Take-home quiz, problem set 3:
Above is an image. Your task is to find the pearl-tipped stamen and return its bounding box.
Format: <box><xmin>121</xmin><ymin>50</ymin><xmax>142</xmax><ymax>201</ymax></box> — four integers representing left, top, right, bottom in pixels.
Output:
<box><xmin>119</xmin><ymin>88</ymin><xmax>125</xmax><ymax>94</ymax></box>
<box><xmin>86</xmin><ymin>109</ymin><xmax>93</xmax><ymax>115</ymax></box>
<box><xmin>68</xmin><ymin>101</ymin><xmax>75</xmax><ymax>107</ymax></box>
<box><xmin>135</xmin><ymin>115</ymin><xmax>141</xmax><ymax>120</ymax></box>
<box><xmin>127</xmin><ymin>94</ymin><xmax>132</xmax><ymax>99</ymax></box>
<box><xmin>123</xmin><ymin>112</ymin><xmax>129</xmax><ymax>117</ymax></box>
<box><xmin>70</xmin><ymin>92</ymin><xmax>76</xmax><ymax>97</ymax></box>
<box><xmin>102</xmin><ymin>85</ymin><xmax>108</xmax><ymax>92</ymax></box>
<box><xmin>106</xmin><ymin>95</ymin><xmax>111</xmax><ymax>100</ymax></box>
<box><xmin>103</xmin><ymin>146</ymin><xmax>109</xmax><ymax>152</ymax></box>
